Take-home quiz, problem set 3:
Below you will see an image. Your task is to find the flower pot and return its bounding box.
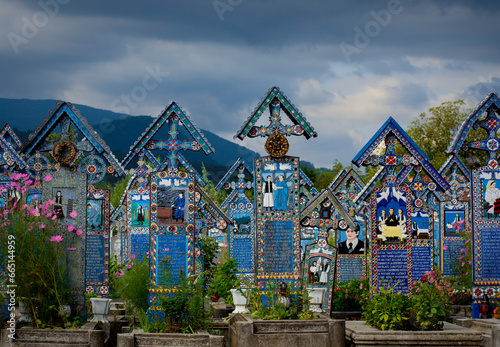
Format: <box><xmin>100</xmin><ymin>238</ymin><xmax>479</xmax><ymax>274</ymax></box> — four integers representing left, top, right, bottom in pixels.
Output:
<box><xmin>229</xmin><ymin>314</ymin><xmax>345</xmax><ymax>347</ymax></box>
<box><xmin>307</xmin><ymin>287</ymin><xmax>326</xmax><ymax>313</ymax></box>
<box><xmin>117</xmin><ymin>329</ymin><xmax>224</xmax><ymax>347</ymax></box>
<box><xmin>59</xmin><ymin>305</ymin><xmax>71</xmax><ymax>317</ymax></box>
<box><xmin>345</xmin><ymin>321</ymin><xmax>483</xmax><ymax>346</ymax></box>
<box><xmin>90</xmin><ymin>297</ymin><xmax>112</xmax><ymax>323</ymax></box>
<box><xmin>230</xmin><ymin>288</ymin><xmax>249</xmax><ymax>314</ymax></box>
<box><xmin>3</xmin><ymin>326</ymin><xmax>105</xmax><ymax>347</ymax></box>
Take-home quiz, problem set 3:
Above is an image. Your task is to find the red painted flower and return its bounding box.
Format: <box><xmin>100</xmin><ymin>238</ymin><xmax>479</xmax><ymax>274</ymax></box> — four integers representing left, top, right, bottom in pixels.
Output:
<box><xmin>420</xmin><ymin>276</ymin><xmax>427</xmax><ymax>283</ymax></box>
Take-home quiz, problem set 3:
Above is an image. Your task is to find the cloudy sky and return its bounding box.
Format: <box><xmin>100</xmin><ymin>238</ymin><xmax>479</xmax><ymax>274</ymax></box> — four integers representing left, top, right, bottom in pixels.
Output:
<box><xmin>1</xmin><ymin>0</ymin><xmax>499</xmax><ymax>168</ymax></box>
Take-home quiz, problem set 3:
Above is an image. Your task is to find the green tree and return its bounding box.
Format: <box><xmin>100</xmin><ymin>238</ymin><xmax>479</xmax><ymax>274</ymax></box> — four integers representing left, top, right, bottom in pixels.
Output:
<box><xmin>200</xmin><ymin>163</ymin><xmax>229</xmax><ymax>206</ymax></box>
<box><xmin>406</xmin><ymin>100</ymin><xmax>471</xmax><ymax>169</ymax></box>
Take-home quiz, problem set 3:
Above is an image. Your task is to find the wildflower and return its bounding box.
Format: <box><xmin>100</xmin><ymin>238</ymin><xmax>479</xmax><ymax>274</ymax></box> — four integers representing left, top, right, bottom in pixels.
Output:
<box><xmin>67</xmin><ymin>247</ymin><xmax>76</xmax><ymax>251</ymax></box>
<box><xmin>50</xmin><ymin>235</ymin><xmax>63</xmax><ymax>243</ymax></box>
<box><xmin>131</xmin><ymin>254</ymin><xmax>136</xmax><ymax>260</ymax></box>
<box><xmin>44</xmin><ymin>174</ymin><xmax>53</xmax><ymax>182</ymax></box>
<box><xmin>51</xmin><ymin>215</ymin><xmax>57</xmax><ymax>220</ymax></box>
<box><xmin>69</xmin><ymin>211</ymin><xmax>77</xmax><ymax>218</ymax></box>
<box><xmin>67</xmin><ymin>224</ymin><xmax>75</xmax><ymax>232</ymax></box>
<box><xmin>163</xmin><ymin>248</ymin><xmax>169</xmax><ymax>252</ymax></box>
<box><xmin>443</xmin><ymin>244</ymin><xmax>448</xmax><ymax>250</ymax></box>
<box><xmin>76</xmin><ymin>229</ymin><xmax>83</xmax><ymax>236</ymax></box>
<box><xmin>420</xmin><ymin>276</ymin><xmax>428</xmax><ymax>283</ymax></box>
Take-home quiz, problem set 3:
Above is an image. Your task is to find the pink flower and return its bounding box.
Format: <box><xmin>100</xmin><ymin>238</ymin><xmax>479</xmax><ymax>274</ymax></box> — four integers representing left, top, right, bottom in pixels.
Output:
<box><xmin>51</xmin><ymin>214</ymin><xmax>57</xmax><ymax>220</ymax></box>
<box><xmin>131</xmin><ymin>254</ymin><xmax>136</xmax><ymax>260</ymax></box>
<box><xmin>443</xmin><ymin>244</ymin><xmax>448</xmax><ymax>250</ymax></box>
<box><xmin>462</xmin><ymin>262</ymin><xmax>465</xmax><ymax>267</ymax></box>
<box><xmin>39</xmin><ymin>224</ymin><xmax>45</xmax><ymax>229</ymax></box>
<box><xmin>69</xmin><ymin>211</ymin><xmax>77</xmax><ymax>218</ymax></box>
<box><xmin>67</xmin><ymin>224</ymin><xmax>75</xmax><ymax>232</ymax></box>
<box><xmin>46</xmin><ymin>200</ymin><xmax>54</xmax><ymax>206</ymax></box>
<box><xmin>67</xmin><ymin>247</ymin><xmax>76</xmax><ymax>250</ymax></box>
<box><xmin>44</xmin><ymin>174</ymin><xmax>53</xmax><ymax>182</ymax></box>
<box><xmin>50</xmin><ymin>235</ymin><xmax>63</xmax><ymax>243</ymax></box>
<box><xmin>468</xmin><ymin>260</ymin><xmax>472</xmax><ymax>265</ymax></box>
<box><xmin>76</xmin><ymin>229</ymin><xmax>83</xmax><ymax>235</ymax></box>
<box><xmin>163</xmin><ymin>248</ymin><xmax>169</xmax><ymax>252</ymax></box>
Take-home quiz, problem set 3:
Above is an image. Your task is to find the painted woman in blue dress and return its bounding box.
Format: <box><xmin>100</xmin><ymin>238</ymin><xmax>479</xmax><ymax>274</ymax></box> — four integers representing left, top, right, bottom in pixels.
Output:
<box><xmin>273</xmin><ymin>175</ymin><xmax>288</xmax><ymax>210</ymax></box>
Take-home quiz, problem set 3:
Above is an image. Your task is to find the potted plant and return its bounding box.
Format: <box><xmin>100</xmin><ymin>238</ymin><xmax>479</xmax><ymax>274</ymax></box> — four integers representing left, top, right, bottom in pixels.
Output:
<box><xmin>208</xmin><ymin>258</ymin><xmax>238</xmax><ymax>306</ymax></box>
<box><xmin>229</xmin><ymin>280</ymin><xmax>345</xmax><ymax>347</ymax></box>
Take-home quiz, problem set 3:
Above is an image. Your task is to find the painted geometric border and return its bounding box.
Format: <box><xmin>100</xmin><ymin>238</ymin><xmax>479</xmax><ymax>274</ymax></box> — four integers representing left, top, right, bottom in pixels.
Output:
<box><xmin>370</xmin><ymin>185</ymin><xmax>412</xmax><ymax>293</ymax></box>
<box><xmin>85</xmin><ymin>187</ymin><xmax>110</xmax><ymax>297</ymax></box>
<box><xmin>126</xmin><ymin>187</ymin><xmax>150</xmax><ymax>261</ymax></box>
<box><xmin>304</xmin><ymin>244</ymin><xmax>336</xmax><ymax>314</ymax></box>
<box><xmin>439</xmin><ymin>201</ymin><xmax>469</xmax><ymax>275</ymax></box>
<box><xmin>42</xmin><ymin>170</ymin><xmax>87</xmax><ymax>305</ymax></box>
<box><xmin>149</xmin><ymin>170</ymin><xmax>195</xmax><ymax>293</ymax></box>
<box><xmin>472</xmin><ymin>166</ymin><xmax>500</xmax><ymax>285</ymax></box>
<box><xmin>254</xmin><ymin>156</ymin><xmax>301</xmax><ymax>288</ymax></box>
<box><xmin>228</xmin><ymin>207</ymin><xmax>255</xmax><ymax>275</ymax></box>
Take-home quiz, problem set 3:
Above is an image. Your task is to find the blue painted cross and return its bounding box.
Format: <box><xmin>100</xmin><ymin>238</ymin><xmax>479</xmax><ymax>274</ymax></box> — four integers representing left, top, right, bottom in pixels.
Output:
<box><xmin>145</xmin><ymin>114</ymin><xmax>201</xmax><ymax>176</ymax></box>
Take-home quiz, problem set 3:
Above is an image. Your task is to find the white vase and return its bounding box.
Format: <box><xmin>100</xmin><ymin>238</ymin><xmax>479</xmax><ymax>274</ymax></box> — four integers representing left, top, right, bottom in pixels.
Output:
<box><xmin>307</xmin><ymin>287</ymin><xmax>326</xmax><ymax>313</ymax></box>
<box><xmin>230</xmin><ymin>288</ymin><xmax>249</xmax><ymax>314</ymax></box>
<box><xmin>90</xmin><ymin>298</ymin><xmax>112</xmax><ymax>323</ymax></box>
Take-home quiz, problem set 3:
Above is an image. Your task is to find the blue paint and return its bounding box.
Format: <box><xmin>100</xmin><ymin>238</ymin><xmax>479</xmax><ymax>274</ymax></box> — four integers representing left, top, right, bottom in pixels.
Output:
<box><xmin>131</xmin><ymin>233</ymin><xmax>149</xmax><ymax>261</ymax></box>
<box><xmin>85</xmin><ymin>234</ymin><xmax>105</xmax><ymax>285</ymax></box>
<box><xmin>156</xmin><ymin>233</ymin><xmax>188</xmax><ymax>286</ymax></box>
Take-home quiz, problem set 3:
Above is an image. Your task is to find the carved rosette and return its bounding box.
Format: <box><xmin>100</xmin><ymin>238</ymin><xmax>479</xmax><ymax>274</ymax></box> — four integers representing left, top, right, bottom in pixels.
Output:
<box><xmin>265</xmin><ymin>132</ymin><xmax>289</xmax><ymax>158</ymax></box>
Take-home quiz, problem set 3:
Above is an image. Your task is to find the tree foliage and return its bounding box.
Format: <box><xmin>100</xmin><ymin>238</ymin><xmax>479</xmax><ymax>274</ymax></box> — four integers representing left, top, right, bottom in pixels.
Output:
<box><xmin>406</xmin><ymin>100</ymin><xmax>469</xmax><ymax>170</ymax></box>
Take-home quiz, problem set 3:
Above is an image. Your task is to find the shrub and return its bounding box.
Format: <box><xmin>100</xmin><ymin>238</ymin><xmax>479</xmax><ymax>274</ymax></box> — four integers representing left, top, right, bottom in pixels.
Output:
<box><xmin>0</xmin><ymin>173</ymin><xmax>84</xmax><ymax>328</ymax></box>
<box><xmin>114</xmin><ymin>255</ymin><xmax>150</xmax><ymax>314</ymax></box>
<box><xmin>331</xmin><ymin>278</ymin><xmax>367</xmax><ymax>312</ymax></box>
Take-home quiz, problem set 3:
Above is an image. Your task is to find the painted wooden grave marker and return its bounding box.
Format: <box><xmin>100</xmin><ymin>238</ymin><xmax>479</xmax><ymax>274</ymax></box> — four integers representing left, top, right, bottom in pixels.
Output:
<box><xmin>448</xmin><ymin>92</ymin><xmax>500</xmax><ymax>316</ymax></box>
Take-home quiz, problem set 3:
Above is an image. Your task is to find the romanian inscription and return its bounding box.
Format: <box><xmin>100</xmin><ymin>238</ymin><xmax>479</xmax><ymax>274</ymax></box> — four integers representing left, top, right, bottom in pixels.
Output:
<box><xmin>264</xmin><ymin>220</ymin><xmax>294</xmax><ymax>273</ymax></box>
<box><xmin>338</xmin><ymin>257</ymin><xmax>363</xmax><ymax>283</ymax></box>
<box><xmin>377</xmin><ymin>249</ymin><xmax>408</xmax><ymax>294</ymax></box>
<box><xmin>481</xmin><ymin>227</ymin><xmax>500</xmax><ymax>280</ymax></box>
<box><xmin>86</xmin><ymin>235</ymin><xmax>105</xmax><ymax>284</ymax></box>
<box><xmin>232</xmin><ymin>238</ymin><xmax>253</xmax><ymax>271</ymax></box>
<box><xmin>157</xmin><ymin>233</ymin><xmax>188</xmax><ymax>286</ymax></box>
<box><xmin>412</xmin><ymin>246</ymin><xmax>431</xmax><ymax>282</ymax></box>
<box><xmin>131</xmin><ymin>233</ymin><xmax>149</xmax><ymax>261</ymax></box>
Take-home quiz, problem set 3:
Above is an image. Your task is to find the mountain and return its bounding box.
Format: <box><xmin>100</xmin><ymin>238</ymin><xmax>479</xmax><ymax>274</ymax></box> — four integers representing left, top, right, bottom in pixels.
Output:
<box><xmin>0</xmin><ymin>98</ymin><xmax>126</xmax><ymax>131</ymax></box>
<box><xmin>0</xmin><ymin>98</ymin><xmax>261</xmax><ymax>183</ymax></box>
